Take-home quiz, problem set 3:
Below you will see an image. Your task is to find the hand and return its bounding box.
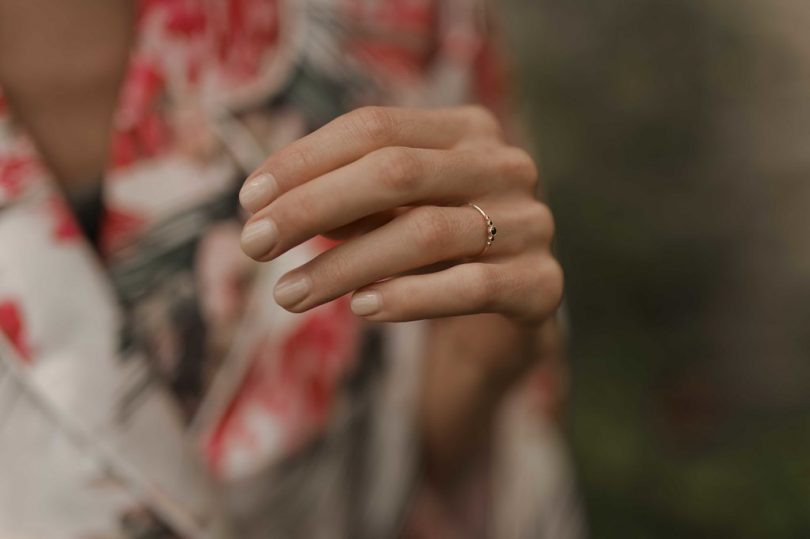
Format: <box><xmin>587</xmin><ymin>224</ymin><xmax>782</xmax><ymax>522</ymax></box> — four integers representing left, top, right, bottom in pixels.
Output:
<box><xmin>238</xmin><ymin>106</ymin><xmax>562</xmax><ymax>325</ymax></box>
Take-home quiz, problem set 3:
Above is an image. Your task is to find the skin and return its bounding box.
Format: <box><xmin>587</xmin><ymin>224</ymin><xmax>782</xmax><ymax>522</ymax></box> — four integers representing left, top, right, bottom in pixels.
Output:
<box><xmin>0</xmin><ymin>0</ymin><xmax>563</xmax><ymax>489</ymax></box>
<box><xmin>0</xmin><ymin>0</ymin><xmax>134</xmax><ymax>186</ymax></box>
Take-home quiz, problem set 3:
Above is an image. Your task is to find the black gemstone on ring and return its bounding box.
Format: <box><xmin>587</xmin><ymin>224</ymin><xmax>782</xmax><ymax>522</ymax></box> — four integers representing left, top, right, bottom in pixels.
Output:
<box><xmin>490</xmin><ymin>226</ymin><xmax>497</xmax><ymax>236</ymax></box>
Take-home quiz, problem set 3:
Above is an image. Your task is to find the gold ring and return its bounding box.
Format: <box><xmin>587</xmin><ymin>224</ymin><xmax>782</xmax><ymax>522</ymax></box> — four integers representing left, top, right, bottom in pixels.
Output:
<box><xmin>468</xmin><ymin>203</ymin><xmax>496</xmax><ymax>257</ymax></box>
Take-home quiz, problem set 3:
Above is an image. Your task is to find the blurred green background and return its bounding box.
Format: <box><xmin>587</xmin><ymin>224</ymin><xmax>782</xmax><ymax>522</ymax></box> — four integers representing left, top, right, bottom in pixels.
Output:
<box><xmin>498</xmin><ymin>0</ymin><xmax>810</xmax><ymax>537</ymax></box>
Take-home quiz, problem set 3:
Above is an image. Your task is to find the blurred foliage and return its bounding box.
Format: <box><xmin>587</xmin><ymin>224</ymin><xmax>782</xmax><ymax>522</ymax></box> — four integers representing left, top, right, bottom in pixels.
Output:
<box><xmin>498</xmin><ymin>0</ymin><xmax>810</xmax><ymax>537</ymax></box>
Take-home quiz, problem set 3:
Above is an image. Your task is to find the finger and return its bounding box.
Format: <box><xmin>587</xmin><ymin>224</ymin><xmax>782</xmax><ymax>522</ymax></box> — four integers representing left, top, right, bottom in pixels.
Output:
<box><xmin>271</xmin><ymin>205</ymin><xmax>490</xmax><ymax>312</ymax></box>
<box><xmin>238</xmin><ymin>106</ymin><xmax>503</xmax><ymax>213</ymax></box>
<box><xmin>240</xmin><ymin>146</ymin><xmax>533</xmax><ymax>261</ymax></box>
<box><xmin>349</xmin><ymin>256</ymin><xmax>564</xmax><ymax>323</ymax></box>
<box><xmin>321</xmin><ymin>208</ymin><xmax>404</xmax><ymax>241</ymax></box>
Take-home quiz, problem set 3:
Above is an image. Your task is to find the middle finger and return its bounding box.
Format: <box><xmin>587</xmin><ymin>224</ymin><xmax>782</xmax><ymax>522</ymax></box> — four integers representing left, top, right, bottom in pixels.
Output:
<box><xmin>240</xmin><ymin>146</ymin><xmax>516</xmax><ymax>261</ymax></box>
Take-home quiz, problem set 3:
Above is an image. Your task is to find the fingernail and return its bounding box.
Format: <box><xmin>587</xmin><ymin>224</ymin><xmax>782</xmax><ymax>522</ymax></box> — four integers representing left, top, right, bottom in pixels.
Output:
<box><xmin>274</xmin><ymin>275</ymin><xmax>311</xmax><ymax>307</ymax></box>
<box><xmin>239</xmin><ymin>173</ymin><xmax>278</xmax><ymax>213</ymax></box>
<box><xmin>351</xmin><ymin>291</ymin><xmax>382</xmax><ymax>316</ymax></box>
<box><xmin>241</xmin><ymin>218</ymin><xmax>278</xmax><ymax>258</ymax></box>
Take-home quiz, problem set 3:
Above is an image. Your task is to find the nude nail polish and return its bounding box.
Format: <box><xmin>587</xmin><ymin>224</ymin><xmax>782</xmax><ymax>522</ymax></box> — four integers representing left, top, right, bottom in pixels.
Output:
<box><xmin>351</xmin><ymin>291</ymin><xmax>382</xmax><ymax>316</ymax></box>
<box><xmin>239</xmin><ymin>173</ymin><xmax>278</xmax><ymax>213</ymax></box>
<box><xmin>241</xmin><ymin>218</ymin><xmax>278</xmax><ymax>258</ymax></box>
<box><xmin>274</xmin><ymin>275</ymin><xmax>311</xmax><ymax>308</ymax></box>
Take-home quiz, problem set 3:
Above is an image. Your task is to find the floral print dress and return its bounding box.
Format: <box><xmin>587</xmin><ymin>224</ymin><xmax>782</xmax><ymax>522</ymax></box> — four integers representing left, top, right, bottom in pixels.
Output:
<box><xmin>0</xmin><ymin>1</ymin><xmax>584</xmax><ymax>537</ymax></box>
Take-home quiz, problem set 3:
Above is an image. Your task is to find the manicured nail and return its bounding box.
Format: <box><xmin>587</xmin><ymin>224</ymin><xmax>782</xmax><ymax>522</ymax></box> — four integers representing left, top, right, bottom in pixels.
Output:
<box><xmin>239</xmin><ymin>173</ymin><xmax>278</xmax><ymax>213</ymax></box>
<box><xmin>241</xmin><ymin>218</ymin><xmax>278</xmax><ymax>258</ymax></box>
<box><xmin>274</xmin><ymin>275</ymin><xmax>311</xmax><ymax>308</ymax></box>
<box><xmin>351</xmin><ymin>291</ymin><xmax>382</xmax><ymax>316</ymax></box>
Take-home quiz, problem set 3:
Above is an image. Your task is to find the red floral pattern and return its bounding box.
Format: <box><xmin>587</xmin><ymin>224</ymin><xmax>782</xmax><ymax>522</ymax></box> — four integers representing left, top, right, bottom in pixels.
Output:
<box><xmin>211</xmin><ymin>0</ymin><xmax>281</xmax><ymax>80</ymax></box>
<box><xmin>98</xmin><ymin>208</ymin><xmax>150</xmax><ymax>255</ymax></box>
<box><xmin>344</xmin><ymin>0</ymin><xmax>439</xmax><ymax>77</ymax></box>
<box><xmin>111</xmin><ymin>59</ymin><xmax>172</xmax><ymax>169</ymax></box>
<box><xmin>0</xmin><ymin>300</ymin><xmax>31</xmax><ymax>363</ymax></box>
<box><xmin>0</xmin><ymin>155</ymin><xmax>37</xmax><ymax>200</ymax></box>
<box><xmin>0</xmin><ymin>4</ymin><xmax>556</xmax><ymax>537</ymax></box>
<box><xmin>47</xmin><ymin>196</ymin><xmax>83</xmax><ymax>243</ymax></box>
<box><xmin>0</xmin><ymin>0</ymin><xmax>507</xmax><ymax>476</ymax></box>
<box><xmin>205</xmin><ymin>298</ymin><xmax>360</xmax><ymax>478</ymax></box>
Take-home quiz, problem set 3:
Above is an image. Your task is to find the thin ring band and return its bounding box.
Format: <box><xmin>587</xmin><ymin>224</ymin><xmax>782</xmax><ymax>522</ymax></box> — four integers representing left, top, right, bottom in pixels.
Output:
<box><xmin>468</xmin><ymin>203</ymin><xmax>497</xmax><ymax>257</ymax></box>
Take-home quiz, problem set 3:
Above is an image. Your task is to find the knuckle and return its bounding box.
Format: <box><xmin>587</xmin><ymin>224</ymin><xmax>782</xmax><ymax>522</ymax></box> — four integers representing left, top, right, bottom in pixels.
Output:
<box><xmin>351</xmin><ymin>106</ymin><xmax>397</xmax><ymax>143</ymax></box>
<box><xmin>529</xmin><ymin>202</ymin><xmax>556</xmax><ymax>242</ymax></box>
<box><xmin>498</xmin><ymin>147</ymin><xmax>539</xmax><ymax>188</ymax></box>
<box><xmin>283</xmin><ymin>146</ymin><xmax>318</xmax><ymax>176</ymax></box>
<box><xmin>536</xmin><ymin>258</ymin><xmax>565</xmax><ymax>312</ymax></box>
<box><xmin>408</xmin><ymin>206</ymin><xmax>453</xmax><ymax>250</ymax></box>
<box><xmin>375</xmin><ymin>147</ymin><xmax>423</xmax><ymax>192</ymax></box>
<box><xmin>513</xmin><ymin>257</ymin><xmax>564</xmax><ymax>322</ymax></box>
<box><xmin>316</xmin><ymin>252</ymin><xmax>352</xmax><ymax>288</ymax></box>
<box><xmin>469</xmin><ymin>264</ymin><xmax>499</xmax><ymax>311</ymax></box>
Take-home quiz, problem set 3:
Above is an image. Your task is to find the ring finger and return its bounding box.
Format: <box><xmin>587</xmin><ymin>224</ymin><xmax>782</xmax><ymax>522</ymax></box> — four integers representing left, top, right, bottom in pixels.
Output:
<box><xmin>271</xmin><ymin>204</ymin><xmax>510</xmax><ymax>312</ymax></box>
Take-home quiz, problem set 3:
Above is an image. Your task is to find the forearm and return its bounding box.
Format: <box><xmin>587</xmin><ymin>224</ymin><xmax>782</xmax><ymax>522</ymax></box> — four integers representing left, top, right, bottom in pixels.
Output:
<box><xmin>420</xmin><ymin>314</ymin><xmax>561</xmax><ymax>488</ymax></box>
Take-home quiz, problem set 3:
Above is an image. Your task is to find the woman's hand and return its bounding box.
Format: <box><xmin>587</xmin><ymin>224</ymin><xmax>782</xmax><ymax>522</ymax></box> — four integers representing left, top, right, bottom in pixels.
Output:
<box><xmin>240</xmin><ymin>106</ymin><xmax>565</xmax><ymax>483</ymax></box>
<box><xmin>238</xmin><ymin>106</ymin><xmax>563</xmax><ymax>326</ymax></box>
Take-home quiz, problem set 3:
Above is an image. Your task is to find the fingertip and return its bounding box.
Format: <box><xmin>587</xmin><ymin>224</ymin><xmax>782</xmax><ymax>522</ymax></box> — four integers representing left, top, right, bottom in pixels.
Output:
<box><xmin>274</xmin><ymin>274</ymin><xmax>312</xmax><ymax>310</ymax></box>
<box><xmin>239</xmin><ymin>172</ymin><xmax>279</xmax><ymax>213</ymax></box>
<box><xmin>240</xmin><ymin>218</ymin><xmax>279</xmax><ymax>259</ymax></box>
<box><xmin>350</xmin><ymin>290</ymin><xmax>382</xmax><ymax>317</ymax></box>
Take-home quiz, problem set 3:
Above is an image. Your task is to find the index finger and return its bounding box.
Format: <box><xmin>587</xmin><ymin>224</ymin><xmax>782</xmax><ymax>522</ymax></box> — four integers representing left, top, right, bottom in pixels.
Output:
<box><xmin>238</xmin><ymin>105</ymin><xmax>502</xmax><ymax>213</ymax></box>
